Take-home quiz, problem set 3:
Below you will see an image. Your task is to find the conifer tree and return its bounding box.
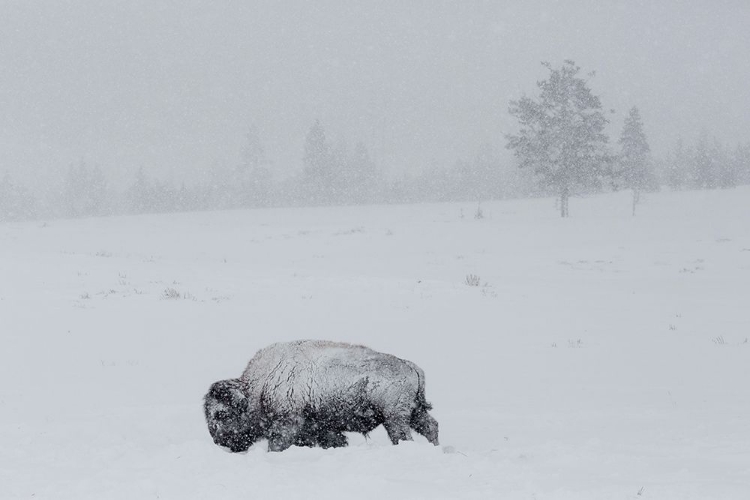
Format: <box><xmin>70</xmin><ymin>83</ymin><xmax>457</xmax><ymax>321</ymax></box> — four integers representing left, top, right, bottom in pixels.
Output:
<box><xmin>63</xmin><ymin>161</ymin><xmax>108</xmax><ymax>217</ymax></box>
<box><xmin>126</xmin><ymin>167</ymin><xmax>152</xmax><ymax>214</ymax></box>
<box><xmin>0</xmin><ymin>174</ymin><xmax>37</xmax><ymax>221</ymax></box>
<box><xmin>302</xmin><ymin>120</ymin><xmax>334</xmax><ymax>205</ymax></box>
<box><xmin>665</xmin><ymin>139</ymin><xmax>689</xmax><ymax>190</ymax></box>
<box><xmin>693</xmin><ymin>132</ymin><xmax>717</xmax><ymax>189</ymax></box>
<box><xmin>349</xmin><ymin>142</ymin><xmax>382</xmax><ymax>204</ymax></box>
<box><xmin>617</xmin><ymin>106</ymin><xmax>653</xmax><ymax>215</ymax></box>
<box><xmin>734</xmin><ymin>144</ymin><xmax>750</xmax><ymax>185</ymax></box>
<box><xmin>238</xmin><ymin>126</ymin><xmax>272</xmax><ymax>207</ymax></box>
<box><xmin>714</xmin><ymin>139</ymin><xmax>736</xmax><ymax>189</ymax></box>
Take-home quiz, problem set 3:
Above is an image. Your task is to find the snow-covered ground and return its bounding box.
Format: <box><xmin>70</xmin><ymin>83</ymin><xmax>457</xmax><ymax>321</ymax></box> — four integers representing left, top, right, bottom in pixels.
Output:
<box><xmin>2</xmin><ymin>188</ymin><xmax>749</xmax><ymax>499</ymax></box>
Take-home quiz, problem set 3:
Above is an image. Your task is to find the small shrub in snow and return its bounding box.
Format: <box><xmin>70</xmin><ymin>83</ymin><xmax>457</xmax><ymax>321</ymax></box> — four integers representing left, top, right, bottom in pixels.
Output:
<box><xmin>79</xmin><ymin>292</ymin><xmax>90</xmax><ymax>300</ymax></box>
<box><xmin>568</xmin><ymin>339</ymin><xmax>583</xmax><ymax>348</ymax></box>
<box><xmin>474</xmin><ymin>203</ymin><xmax>484</xmax><ymax>219</ymax></box>
<box><xmin>465</xmin><ymin>274</ymin><xmax>481</xmax><ymax>287</ymax></box>
<box><xmin>334</xmin><ymin>227</ymin><xmax>364</xmax><ymax>236</ymax></box>
<box><xmin>712</xmin><ymin>335</ymin><xmax>727</xmax><ymax>345</ymax></box>
<box><xmin>162</xmin><ymin>287</ymin><xmax>181</xmax><ymax>300</ymax></box>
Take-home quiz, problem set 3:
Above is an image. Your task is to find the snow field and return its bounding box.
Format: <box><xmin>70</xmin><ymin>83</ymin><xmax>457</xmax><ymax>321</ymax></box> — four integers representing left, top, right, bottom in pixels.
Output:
<box><xmin>1</xmin><ymin>188</ymin><xmax>749</xmax><ymax>498</ymax></box>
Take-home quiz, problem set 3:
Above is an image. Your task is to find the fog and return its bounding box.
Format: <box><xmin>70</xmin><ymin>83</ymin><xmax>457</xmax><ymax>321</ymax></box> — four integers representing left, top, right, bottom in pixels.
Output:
<box><xmin>2</xmin><ymin>0</ymin><xmax>749</xmax><ymax>197</ymax></box>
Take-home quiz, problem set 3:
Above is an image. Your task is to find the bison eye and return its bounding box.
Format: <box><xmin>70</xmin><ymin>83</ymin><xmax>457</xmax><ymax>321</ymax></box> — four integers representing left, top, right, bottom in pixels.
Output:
<box><xmin>215</xmin><ymin>410</ymin><xmax>229</xmax><ymax>420</ymax></box>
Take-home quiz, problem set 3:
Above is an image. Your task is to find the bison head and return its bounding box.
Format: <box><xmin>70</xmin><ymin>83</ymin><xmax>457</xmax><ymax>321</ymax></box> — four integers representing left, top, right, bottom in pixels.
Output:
<box><xmin>203</xmin><ymin>379</ymin><xmax>260</xmax><ymax>452</ymax></box>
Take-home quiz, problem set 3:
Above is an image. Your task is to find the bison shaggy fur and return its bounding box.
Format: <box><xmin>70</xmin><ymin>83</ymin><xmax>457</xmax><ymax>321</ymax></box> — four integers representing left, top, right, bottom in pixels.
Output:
<box><xmin>204</xmin><ymin>340</ymin><xmax>439</xmax><ymax>452</ymax></box>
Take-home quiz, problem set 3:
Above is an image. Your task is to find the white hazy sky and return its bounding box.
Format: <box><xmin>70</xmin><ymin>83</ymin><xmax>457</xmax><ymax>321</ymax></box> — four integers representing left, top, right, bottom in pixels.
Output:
<box><xmin>2</xmin><ymin>0</ymin><xmax>749</xmax><ymax>185</ymax></box>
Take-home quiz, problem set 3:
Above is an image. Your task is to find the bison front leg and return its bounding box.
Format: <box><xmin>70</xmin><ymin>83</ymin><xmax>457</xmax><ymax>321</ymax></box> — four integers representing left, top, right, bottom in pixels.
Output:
<box><xmin>317</xmin><ymin>429</ymin><xmax>348</xmax><ymax>449</ymax></box>
<box><xmin>267</xmin><ymin>418</ymin><xmax>303</xmax><ymax>452</ymax></box>
<box><xmin>383</xmin><ymin>415</ymin><xmax>413</xmax><ymax>445</ymax></box>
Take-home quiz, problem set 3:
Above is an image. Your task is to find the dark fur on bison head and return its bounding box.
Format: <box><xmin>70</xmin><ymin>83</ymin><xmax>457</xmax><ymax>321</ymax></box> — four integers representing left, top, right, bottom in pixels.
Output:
<box><xmin>204</xmin><ymin>340</ymin><xmax>439</xmax><ymax>452</ymax></box>
<box><xmin>203</xmin><ymin>379</ymin><xmax>262</xmax><ymax>452</ymax></box>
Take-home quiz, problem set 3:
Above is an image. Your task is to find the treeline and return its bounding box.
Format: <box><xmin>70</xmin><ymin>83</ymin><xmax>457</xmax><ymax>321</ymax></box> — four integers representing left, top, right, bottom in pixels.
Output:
<box><xmin>2</xmin><ymin>111</ymin><xmax>750</xmax><ymax>223</ymax></box>
<box><xmin>0</xmin><ymin>122</ymin><xmax>531</xmax><ymax>222</ymax></box>
<box><xmin>657</xmin><ymin>135</ymin><xmax>750</xmax><ymax>191</ymax></box>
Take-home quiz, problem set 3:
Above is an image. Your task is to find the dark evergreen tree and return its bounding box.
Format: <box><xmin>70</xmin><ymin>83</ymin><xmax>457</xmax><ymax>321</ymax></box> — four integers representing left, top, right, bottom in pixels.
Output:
<box><xmin>63</xmin><ymin>161</ymin><xmax>108</xmax><ymax>218</ymax></box>
<box><xmin>714</xmin><ymin>139</ymin><xmax>736</xmax><ymax>189</ymax></box>
<box><xmin>0</xmin><ymin>174</ymin><xmax>37</xmax><ymax>221</ymax></box>
<box><xmin>692</xmin><ymin>132</ymin><xmax>717</xmax><ymax>189</ymax></box>
<box><xmin>451</xmin><ymin>143</ymin><xmax>504</xmax><ymax>202</ymax></box>
<box><xmin>734</xmin><ymin>144</ymin><xmax>750</xmax><ymax>185</ymax></box>
<box><xmin>238</xmin><ymin>125</ymin><xmax>272</xmax><ymax>207</ymax></box>
<box><xmin>473</xmin><ymin>143</ymin><xmax>504</xmax><ymax>200</ymax></box>
<box><xmin>506</xmin><ymin>60</ymin><xmax>611</xmax><ymax>217</ymax></box>
<box><xmin>664</xmin><ymin>139</ymin><xmax>690</xmax><ymax>190</ymax></box>
<box><xmin>302</xmin><ymin>120</ymin><xmax>335</xmax><ymax>205</ymax></box>
<box><xmin>126</xmin><ymin>167</ymin><xmax>152</xmax><ymax>214</ymax></box>
<box><xmin>175</xmin><ymin>182</ymin><xmax>193</xmax><ymax>212</ymax></box>
<box><xmin>330</xmin><ymin>138</ymin><xmax>350</xmax><ymax>204</ymax></box>
<box><xmin>348</xmin><ymin>142</ymin><xmax>382</xmax><ymax>204</ymax></box>
<box><xmin>617</xmin><ymin>106</ymin><xmax>654</xmax><ymax>215</ymax></box>
<box><xmin>88</xmin><ymin>166</ymin><xmax>108</xmax><ymax>215</ymax></box>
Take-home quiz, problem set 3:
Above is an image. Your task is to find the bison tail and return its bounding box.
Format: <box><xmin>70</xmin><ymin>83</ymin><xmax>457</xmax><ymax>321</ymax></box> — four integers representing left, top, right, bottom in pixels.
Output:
<box><xmin>407</xmin><ymin>361</ymin><xmax>432</xmax><ymax>411</ymax></box>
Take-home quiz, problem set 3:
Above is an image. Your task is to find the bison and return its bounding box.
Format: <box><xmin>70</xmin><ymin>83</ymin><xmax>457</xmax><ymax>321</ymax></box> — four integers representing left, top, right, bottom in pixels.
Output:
<box><xmin>204</xmin><ymin>340</ymin><xmax>439</xmax><ymax>452</ymax></box>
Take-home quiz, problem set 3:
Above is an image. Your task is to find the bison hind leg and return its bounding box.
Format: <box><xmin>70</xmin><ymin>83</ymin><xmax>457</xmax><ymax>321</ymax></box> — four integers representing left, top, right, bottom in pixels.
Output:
<box><xmin>383</xmin><ymin>416</ymin><xmax>413</xmax><ymax>445</ymax></box>
<box><xmin>411</xmin><ymin>408</ymin><xmax>439</xmax><ymax>445</ymax></box>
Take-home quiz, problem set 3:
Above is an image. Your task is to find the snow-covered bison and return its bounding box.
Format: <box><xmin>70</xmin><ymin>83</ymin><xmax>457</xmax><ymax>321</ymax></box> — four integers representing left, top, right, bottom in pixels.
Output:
<box><xmin>204</xmin><ymin>340</ymin><xmax>439</xmax><ymax>452</ymax></box>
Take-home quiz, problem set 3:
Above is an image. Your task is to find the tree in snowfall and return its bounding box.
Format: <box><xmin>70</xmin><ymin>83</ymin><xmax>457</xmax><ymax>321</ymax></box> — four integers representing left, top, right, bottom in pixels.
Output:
<box><xmin>454</xmin><ymin>143</ymin><xmax>504</xmax><ymax>202</ymax></box>
<box><xmin>692</xmin><ymin>131</ymin><xmax>717</xmax><ymax>190</ymax></box>
<box><xmin>617</xmin><ymin>106</ymin><xmax>653</xmax><ymax>215</ymax></box>
<box><xmin>237</xmin><ymin>125</ymin><xmax>272</xmax><ymax>207</ymax></box>
<box><xmin>302</xmin><ymin>120</ymin><xmax>335</xmax><ymax>205</ymax></box>
<box><xmin>63</xmin><ymin>161</ymin><xmax>108</xmax><ymax>218</ymax></box>
<box><xmin>345</xmin><ymin>142</ymin><xmax>382</xmax><ymax>205</ymax></box>
<box><xmin>506</xmin><ymin>60</ymin><xmax>610</xmax><ymax>217</ymax></box>
<box><xmin>733</xmin><ymin>144</ymin><xmax>750</xmax><ymax>185</ymax></box>
<box><xmin>664</xmin><ymin>139</ymin><xmax>689</xmax><ymax>190</ymax></box>
<box><xmin>0</xmin><ymin>173</ymin><xmax>37</xmax><ymax>221</ymax></box>
<box><xmin>126</xmin><ymin>167</ymin><xmax>154</xmax><ymax>214</ymax></box>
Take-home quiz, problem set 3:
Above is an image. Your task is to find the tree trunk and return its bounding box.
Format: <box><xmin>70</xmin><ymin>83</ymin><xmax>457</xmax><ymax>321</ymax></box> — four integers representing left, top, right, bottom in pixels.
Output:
<box><xmin>560</xmin><ymin>185</ymin><xmax>569</xmax><ymax>218</ymax></box>
<box><xmin>632</xmin><ymin>188</ymin><xmax>640</xmax><ymax>216</ymax></box>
